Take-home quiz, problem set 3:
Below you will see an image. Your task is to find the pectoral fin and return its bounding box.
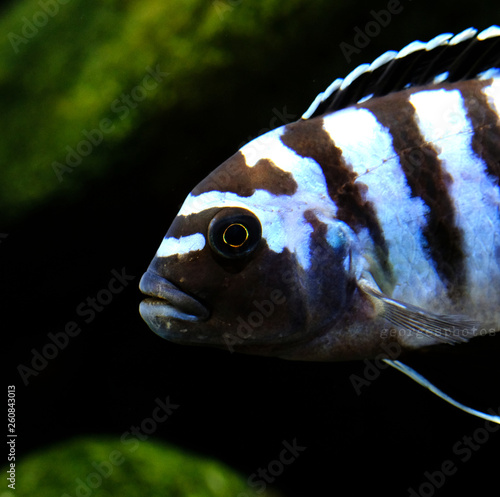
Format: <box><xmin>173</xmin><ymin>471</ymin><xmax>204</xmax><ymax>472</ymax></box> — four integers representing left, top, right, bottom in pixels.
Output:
<box><xmin>383</xmin><ymin>359</ymin><xmax>500</xmax><ymax>425</ymax></box>
<box><xmin>361</xmin><ymin>284</ymin><xmax>478</xmax><ymax>345</ymax></box>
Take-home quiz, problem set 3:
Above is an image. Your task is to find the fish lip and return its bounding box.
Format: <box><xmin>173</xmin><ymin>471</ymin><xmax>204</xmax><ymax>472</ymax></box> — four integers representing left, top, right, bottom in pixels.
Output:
<box><xmin>139</xmin><ymin>270</ymin><xmax>209</xmax><ymax>321</ymax></box>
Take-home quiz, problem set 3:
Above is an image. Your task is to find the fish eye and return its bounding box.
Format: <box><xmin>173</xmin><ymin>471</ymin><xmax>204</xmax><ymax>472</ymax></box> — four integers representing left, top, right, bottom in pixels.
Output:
<box><xmin>208</xmin><ymin>208</ymin><xmax>262</xmax><ymax>259</ymax></box>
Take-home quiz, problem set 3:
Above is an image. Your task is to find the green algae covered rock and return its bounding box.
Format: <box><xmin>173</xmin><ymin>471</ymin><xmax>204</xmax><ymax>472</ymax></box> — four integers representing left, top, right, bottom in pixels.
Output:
<box><xmin>1</xmin><ymin>436</ymin><xmax>280</xmax><ymax>497</ymax></box>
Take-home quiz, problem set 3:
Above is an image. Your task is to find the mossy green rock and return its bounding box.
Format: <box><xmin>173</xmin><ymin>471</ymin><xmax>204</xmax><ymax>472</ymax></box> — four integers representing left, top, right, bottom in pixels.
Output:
<box><xmin>1</xmin><ymin>437</ymin><xmax>280</xmax><ymax>497</ymax></box>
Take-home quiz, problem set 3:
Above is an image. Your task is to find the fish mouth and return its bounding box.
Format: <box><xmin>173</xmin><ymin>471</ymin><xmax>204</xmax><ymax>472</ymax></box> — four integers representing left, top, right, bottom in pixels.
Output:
<box><xmin>139</xmin><ymin>270</ymin><xmax>209</xmax><ymax>337</ymax></box>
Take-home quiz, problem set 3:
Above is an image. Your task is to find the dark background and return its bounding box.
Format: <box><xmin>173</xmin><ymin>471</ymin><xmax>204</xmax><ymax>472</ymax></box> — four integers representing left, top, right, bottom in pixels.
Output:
<box><xmin>3</xmin><ymin>0</ymin><xmax>499</xmax><ymax>495</ymax></box>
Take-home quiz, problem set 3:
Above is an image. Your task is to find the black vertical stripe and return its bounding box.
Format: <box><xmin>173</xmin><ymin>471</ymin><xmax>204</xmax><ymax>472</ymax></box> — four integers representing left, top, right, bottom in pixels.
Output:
<box><xmin>459</xmin><ymin>78</ymin><xmax>500</xmax><ymax>184</ymax></box>
<box><xmin>280</xmin><ymin>118</ymin><xmax>392</xmax><ymax>284</ymax></box>
<box><xmin>361</xmin><ymin>87</ymin><xmax>466</xmax><ymax>297</ymax></box>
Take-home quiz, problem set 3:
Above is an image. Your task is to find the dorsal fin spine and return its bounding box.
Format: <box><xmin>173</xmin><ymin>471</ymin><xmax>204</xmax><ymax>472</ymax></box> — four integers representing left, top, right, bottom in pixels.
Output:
<box><xmin>478</xmin><ymin>25</ymin><xmax>500</xmax><ymax>40</ymax></box>
<box><xmin>425</xmin><ymin>33</ymin><xmax>453</xmax><ymax>50</ymax></box>
<box><xmin>302</xmin><ymin>79</ymin><xmax>341</xmax><ymax>119</ymax></box>
<box><xmin>370</xmin><ymin>51</ymin><xmax>397</xmax><ymax>71</ymax></box>
<box><xmin>340</xmin><ymin>64</ymin><xmax>370</xmax><ymax>90</ymax></box>
<box><xmin>396</xmin><ymin>40</ymin><xmax>426</xmax><ymax>59</ymax></box>
<box><xmin>449</xmin><ymin>27</ymin><xmax>477</xmax><ymax>45</ymax></box>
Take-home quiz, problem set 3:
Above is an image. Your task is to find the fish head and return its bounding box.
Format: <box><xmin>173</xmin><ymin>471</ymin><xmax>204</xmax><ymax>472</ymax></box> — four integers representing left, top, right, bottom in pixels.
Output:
<box><xmin>139</xmin><ymin>128</ymin><xmax>359</xmax><ymax>357</ymax></box>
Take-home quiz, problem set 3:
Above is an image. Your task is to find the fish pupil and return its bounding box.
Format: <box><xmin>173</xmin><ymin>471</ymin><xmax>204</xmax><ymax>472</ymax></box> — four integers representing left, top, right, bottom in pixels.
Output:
<box><xmin>208</xmin><ymin>208</ymin><xmax>262</xmax><ymax>259</ymax></box>
<box><xmin>223</xmin><ymin>223</ymin><xmax>249</xmax><ymax>248</ymax></box>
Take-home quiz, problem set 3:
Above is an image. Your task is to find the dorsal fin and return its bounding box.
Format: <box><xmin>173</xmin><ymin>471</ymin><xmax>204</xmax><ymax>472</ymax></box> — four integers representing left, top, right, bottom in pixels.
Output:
<box><xmin>303</xmin><ymin>25</ymin><xmax>500</xmax><ymax>119</ymax></box>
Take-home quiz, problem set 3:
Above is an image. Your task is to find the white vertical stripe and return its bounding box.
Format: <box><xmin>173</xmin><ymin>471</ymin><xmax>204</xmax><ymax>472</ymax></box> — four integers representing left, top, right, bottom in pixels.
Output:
<box><xmin>322</xmin><ymin>107</ymin><xmax>446</xmax><ymax>306</ymax></box>
<box><xmin>410</xmin><ymin>88</ymin><xmax>500</xmax><ymax>307</ymax></box>
<box><xmin>481</xmin><ymin>76</ymin><xmax>500</xmax><ymax>115</ymax></box>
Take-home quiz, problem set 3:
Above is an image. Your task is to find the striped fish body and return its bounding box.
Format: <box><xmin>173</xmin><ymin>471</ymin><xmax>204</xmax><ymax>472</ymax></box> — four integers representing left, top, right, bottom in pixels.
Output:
<box><xmin>139</xmin><ymin>28</ymin><xmax>500</xmax><ymax>363</ymax></box>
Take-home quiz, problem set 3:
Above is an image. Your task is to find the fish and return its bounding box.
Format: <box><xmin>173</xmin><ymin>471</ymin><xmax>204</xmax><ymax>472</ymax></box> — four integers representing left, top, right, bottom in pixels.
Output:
<box><xmin>139</xmin><ymin>26</ymin><xmax>500</xmax><ymax>424</ymax></box>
